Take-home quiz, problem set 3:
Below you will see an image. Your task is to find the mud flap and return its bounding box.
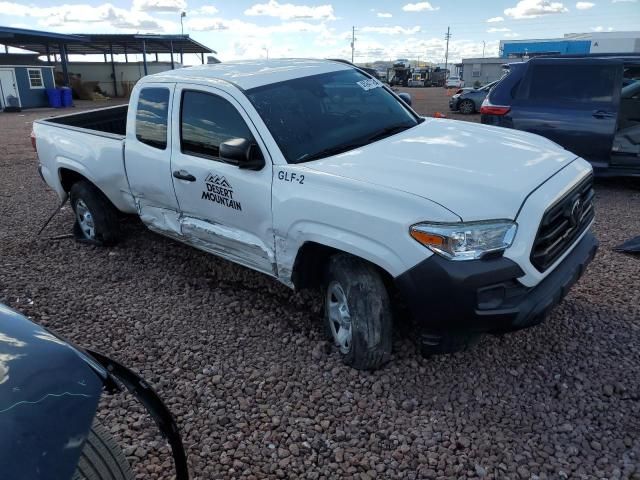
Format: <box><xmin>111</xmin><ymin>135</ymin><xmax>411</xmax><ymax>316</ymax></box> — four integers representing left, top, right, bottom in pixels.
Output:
<box><xmin>614</xmin><ymin>236</ymin><xmax>640</xmax><ymax>254</ymax></box>
<box><xmin>86</xmin><ymin>350</ymin><xmax>189</xmax><ymax>480</ymax></box>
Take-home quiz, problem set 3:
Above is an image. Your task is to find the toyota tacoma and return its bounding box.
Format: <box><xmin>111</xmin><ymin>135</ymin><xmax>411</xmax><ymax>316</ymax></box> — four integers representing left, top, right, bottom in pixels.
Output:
<box><xmin>33</xmin><ymin>59</ymin><xmax>598</xmax><ymax>370</ymax></box>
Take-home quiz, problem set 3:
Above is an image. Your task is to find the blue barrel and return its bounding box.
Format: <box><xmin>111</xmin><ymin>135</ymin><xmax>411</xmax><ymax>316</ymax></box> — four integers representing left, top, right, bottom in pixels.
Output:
<box><xmin>46</xmin><ymin>88</ymin><xmax>62</xmax><ymax>108</ymax></box>
<box><xmin>60</xmin><ymin>87</ymin><xmax>73</xmax><ymax>107</ymax></box>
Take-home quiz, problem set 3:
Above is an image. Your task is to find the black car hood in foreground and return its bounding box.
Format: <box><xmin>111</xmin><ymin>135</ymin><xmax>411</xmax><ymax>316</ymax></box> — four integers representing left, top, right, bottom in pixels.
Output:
<box><xmin>0</xmin><ymin>304</ymin><xmax>106</xmax><ymax>480</ymax></box>
<box><xmin>0</xmin><ymin>304</ymin><xmax>188</xmax><ymax>480</ymax></box>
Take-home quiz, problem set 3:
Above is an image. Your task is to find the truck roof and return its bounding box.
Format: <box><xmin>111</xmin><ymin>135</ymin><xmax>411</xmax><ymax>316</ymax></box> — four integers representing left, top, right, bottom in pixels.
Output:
<box><xmin>144</xmin><ymin>58</ymin><xmax>351</xmax><ymax>90</ymax></box>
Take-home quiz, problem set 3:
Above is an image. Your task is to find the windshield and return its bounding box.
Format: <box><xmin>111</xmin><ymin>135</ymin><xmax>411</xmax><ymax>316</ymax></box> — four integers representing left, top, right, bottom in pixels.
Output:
<box><xmin>246</xmin><ymin>69</ymin><xmax>419</xmax><ymax>164</ymax></box>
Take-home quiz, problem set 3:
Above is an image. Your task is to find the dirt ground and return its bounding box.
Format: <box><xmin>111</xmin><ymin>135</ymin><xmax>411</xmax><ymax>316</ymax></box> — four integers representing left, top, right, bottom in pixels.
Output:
<box><xmin>1</xmin><ymin>89</ymin><xmax>639</xmax><ymax>480</ymax></box>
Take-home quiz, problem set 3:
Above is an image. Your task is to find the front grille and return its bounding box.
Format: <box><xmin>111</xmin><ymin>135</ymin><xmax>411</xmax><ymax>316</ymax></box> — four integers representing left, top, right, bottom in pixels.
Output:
<box><xmin>530</xmin><ymin>175</ymin><xmax>594</xmax><ymax>272</ymax></box>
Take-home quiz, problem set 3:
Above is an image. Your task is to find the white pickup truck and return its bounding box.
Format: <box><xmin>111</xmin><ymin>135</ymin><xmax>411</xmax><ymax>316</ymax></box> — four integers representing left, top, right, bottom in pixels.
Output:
<box><xmin>34</xmin><ymin>59</ymin><xmax>598</xmax><ymax>370</ymax></box>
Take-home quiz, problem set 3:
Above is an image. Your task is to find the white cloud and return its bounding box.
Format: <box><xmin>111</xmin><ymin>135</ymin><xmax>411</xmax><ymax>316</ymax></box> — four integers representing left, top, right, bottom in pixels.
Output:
<box><xmin>377</xmin><ymin>12</ymin><xmax>393</xmax><ymax>18</ymax></box>
<box><xmin>486</xmin><ymin>16</ymin><xmax>505</xmax><ymax>22</ymax></box>
<box><xmin>133</xmin><ymin>0</ymin><xmax>186</xmax><ymax>12</ymax></box>
<box><xmin>504</xmin><ymin>0</ymin><xmax>569</xmax><ymax>18</ymax></box>
<box><xmin>187</xmin><ymin>16</ymin><xmax>329</xmax><ymax>35</ymax></box>
<box><xmin>244</xmin><ymin>0</ymin><xmax>336</xmax><ymax>20</ymax></box>
<box><xmin>576</xmin><ymin>1</ymin><xmax>595</xmax><ymax>8</ymax></box>
<box><xmin>347</xmin><ymin>36</ymin><xmax>499</xmax><ymax>64</ymax></box>
<box><xmin>591</xmin><ymin>25</ymin><xmax>613</xmax><ymax>31</ymax></box>
<box><xmin>487</xmin><ymin>27</ymin><xmax>512</xmax><ymax>32</ymax></box>
<box><xmin>0</xmin><ymin>2</ymin><xmax>172</xmax><ymax>31</ymax></box>
<box><xmin>361</xmin><ymin>25</ymin><xmax>421</xmax><ymax>35</ymax></box>
<box><xmin>197</xmin><ymin>5</ymin><xmax>219</xmax><ymax>15</ymax></box>
<box><xmin>402</xmin><ymin>2</ymin><xmax>439</xmax><ymax>12</ymax></box>
<box><xmin>612</xmin><ymin>0</ymin><xmax>636</xmax><ymax>2</ymax></box>
<box><xmin>0</xmin><ymin>1</ymin><xmax>30</xmax><ymax>15</ymax></box>
<box><xmin>503</xmin><ymin>32</ymin><xmax>520</xmax><ymax>37</ymax></box>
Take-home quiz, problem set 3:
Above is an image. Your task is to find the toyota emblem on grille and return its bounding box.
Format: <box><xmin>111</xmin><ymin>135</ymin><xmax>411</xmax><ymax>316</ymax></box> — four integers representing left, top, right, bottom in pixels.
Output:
<box><xmin>570</xmin><ymin>198</ymin><xmax>583</xmax><ymax>227</ymax></box>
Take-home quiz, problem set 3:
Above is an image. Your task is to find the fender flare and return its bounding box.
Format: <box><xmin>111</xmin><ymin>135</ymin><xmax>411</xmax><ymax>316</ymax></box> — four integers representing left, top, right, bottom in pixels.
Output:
<box><xmin>278</xmin><ymin>222</ymin><xmax>416</xmax><ymax>287</ymax></box>
<box><xmin>87</xmin><ymin>350</ymin><xmax>189</xmax><ymax>480</ymax></box>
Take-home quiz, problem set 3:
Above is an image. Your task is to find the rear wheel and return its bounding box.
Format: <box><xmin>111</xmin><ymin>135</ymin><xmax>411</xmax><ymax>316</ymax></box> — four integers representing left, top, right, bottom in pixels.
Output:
<box><xmin>72</xmin><ymin>421</ymin><xmax>134</xmax><ymax>480</ymax></box>
<box><xmin>70</xmin><ymin>181</ymin><xmax>120</xmax><ymax>246</ymax></box>
<box><xmin>324</xmin><ymin>254</ymin><xmax>392</xmax><ymax>370</ymax></box>
<box><xmin>459</xmin><ymin>99</ymin><xmax>475</xmax><ymax>114</ymax></box>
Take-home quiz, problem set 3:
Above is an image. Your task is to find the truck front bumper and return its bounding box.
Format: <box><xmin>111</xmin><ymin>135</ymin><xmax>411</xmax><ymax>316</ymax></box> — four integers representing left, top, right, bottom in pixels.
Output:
<box><xmin>394</xmin><ymin>231</ymin><xmax>598</xmax><ymax>337</ymax></box>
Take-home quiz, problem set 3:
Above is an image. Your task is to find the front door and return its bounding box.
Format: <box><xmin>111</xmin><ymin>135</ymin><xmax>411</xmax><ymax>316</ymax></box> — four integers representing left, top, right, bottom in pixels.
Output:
<box><xmin>511</xmin><ymin>58</ymin><xmax>622</xmax><ymax>166</ymax></box>
<box><xmin>0</xmin><ymin>69</ymin><xmax>20</xmax><ymax>110</ymax></box>
<box><xmin>170</xmin><ymin>86</ymin><xmax>275</xmax><ymax>275</ymax></box>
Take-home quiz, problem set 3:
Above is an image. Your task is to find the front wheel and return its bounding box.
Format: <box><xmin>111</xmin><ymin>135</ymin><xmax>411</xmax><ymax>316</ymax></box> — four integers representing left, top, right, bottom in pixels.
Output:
<box><xmin>459</xmin><ymin>99</ymin><xmax>475</xmax><ymax>114</ymax></box>
<box><xmin>324</xmin><ymin>254</ymin><xmax>392</xmax><ymax>370</ymax></box>
<box><xmin>73</xmin><ymin>421</ymin><xmax>134</xmax><ymax>480</ymax></box>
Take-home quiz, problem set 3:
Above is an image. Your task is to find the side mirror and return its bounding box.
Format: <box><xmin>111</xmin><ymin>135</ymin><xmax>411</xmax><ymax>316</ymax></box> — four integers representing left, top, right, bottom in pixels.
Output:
<box><xmin>219</xmin><ymin>138</ymin><xmax>265</xmax><ymax>171</ymax></box>
<box><xmin>397</xmin><ymin>92</ymin><xmax>412</xmax><ymax>106</ymax></box>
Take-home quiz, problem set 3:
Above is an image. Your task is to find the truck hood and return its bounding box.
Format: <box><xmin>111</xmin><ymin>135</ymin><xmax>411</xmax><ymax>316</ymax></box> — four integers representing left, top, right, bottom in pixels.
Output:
<box><xmin>304</xmin><ymin>119</ymin><xmax>577</xmax><ymax>221</ymax></box>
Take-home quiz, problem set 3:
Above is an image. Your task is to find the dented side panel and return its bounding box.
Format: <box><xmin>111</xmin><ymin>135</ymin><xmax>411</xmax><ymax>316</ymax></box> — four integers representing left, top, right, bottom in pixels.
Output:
<box><xmin>137</xmin><ymin>202</ymin><xmax>183</xmax><ymax>237</ymax></box>
<box><xmin>180</xmin><ymin>216</ymin><xmax>276</xmax><ymax>275</ymax></box>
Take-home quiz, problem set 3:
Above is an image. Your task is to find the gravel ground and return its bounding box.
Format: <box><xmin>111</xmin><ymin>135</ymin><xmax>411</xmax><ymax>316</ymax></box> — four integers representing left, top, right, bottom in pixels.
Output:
<box><xmin>1</xmin><ymin>91</ymin><xmax>640</xmax><ymax>480</ymax></box>
<box><xmin>395</xmin><ymin>86</ymin><xmax>481</xmax><ymax>122</ymax></box>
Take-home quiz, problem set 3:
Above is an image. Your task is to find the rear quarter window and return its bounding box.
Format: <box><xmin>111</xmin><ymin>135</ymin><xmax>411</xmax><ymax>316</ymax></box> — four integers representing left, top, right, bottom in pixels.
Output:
<box><xmin>488</xmin><ymin>64</ymin><xmax>525</xmax><ymax>105</ymax></box>
<box><xmin>517</xmin><ymin>63</ymin><xmax>616</xmax><ymax>103</ymax></box>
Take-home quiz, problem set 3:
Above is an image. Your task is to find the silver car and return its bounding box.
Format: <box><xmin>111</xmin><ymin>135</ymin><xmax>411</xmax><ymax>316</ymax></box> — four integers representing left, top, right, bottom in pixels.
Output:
<box><xmin>449</xmin><ymin>80</ymin><xmax>498</xmax><ymax>114</ymax></box>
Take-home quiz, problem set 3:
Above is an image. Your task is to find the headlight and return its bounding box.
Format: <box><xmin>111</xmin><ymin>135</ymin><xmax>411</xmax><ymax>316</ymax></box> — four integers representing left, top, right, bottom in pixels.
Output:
<box><xmin>410</xmin><ymin>221</ymin><xmax>517</xmax><ymax>261</ymax></box>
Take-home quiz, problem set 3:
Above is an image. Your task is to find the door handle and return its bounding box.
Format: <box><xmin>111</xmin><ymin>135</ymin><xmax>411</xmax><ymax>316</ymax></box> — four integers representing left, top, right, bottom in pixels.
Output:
<box><xmin>173</xmin><ymin>170</ymin><xmax>196</xmax><ymax>182</ymax></box>
<box><xmin>592</xmin><ymin>110</ymin><xmax>615</xmax><ymax>119</ymax></box>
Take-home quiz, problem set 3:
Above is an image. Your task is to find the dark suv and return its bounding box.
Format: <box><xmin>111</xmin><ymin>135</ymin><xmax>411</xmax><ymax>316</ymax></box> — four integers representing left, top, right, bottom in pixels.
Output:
<box><xmin>481</xmin><ymin>56</ymin><xmax>640</xmax><ymax>176</ymax></box>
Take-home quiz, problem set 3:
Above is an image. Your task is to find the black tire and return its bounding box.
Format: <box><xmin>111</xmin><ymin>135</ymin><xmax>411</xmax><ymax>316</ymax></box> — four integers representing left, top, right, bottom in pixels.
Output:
<box><xmin>419</xmin><ymin>331</ymin><xmax>480</xmax><ymax>357</ymax></box>
<box><xmin>72</xmin><ymin>421</ymin><xmax>134</xmax><ymax>480</ymax></box>
<box><xmin>70</xmin><ymin>180</ymin><xmax>120</xmax><ymax>246</ymax></box>
<box><xmin>324</xmin><ymin>254</ymin><xmax>392</xmax><ymax>370</ymax></box>
<box><xmin>459</xmin><ymin>99</ymin><xmax>475</xmax><ymax>114</ymax></box>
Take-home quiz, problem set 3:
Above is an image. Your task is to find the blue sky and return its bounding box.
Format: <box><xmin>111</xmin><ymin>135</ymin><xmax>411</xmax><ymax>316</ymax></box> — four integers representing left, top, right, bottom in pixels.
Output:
<box><xmin>1</xmin><ymin>0</ymin><xmax>639</xmax><ymax>64</ymax></box>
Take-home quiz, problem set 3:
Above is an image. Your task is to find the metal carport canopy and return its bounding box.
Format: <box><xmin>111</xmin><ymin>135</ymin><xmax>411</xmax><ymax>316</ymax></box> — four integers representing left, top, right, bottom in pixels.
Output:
<box><xmin>64</xmin><ymin>34</ymin><xmax>214</xmax><ymax>55</ymax></box>
<box><xmin>0</xmin><ymin>26</ymin><xmax>88</xmax><ymax>54</ymax></box>
<box><xmin>0</xmin><ymin>27</ymin><xmax>214</xmax><ymax>56</ymax></box>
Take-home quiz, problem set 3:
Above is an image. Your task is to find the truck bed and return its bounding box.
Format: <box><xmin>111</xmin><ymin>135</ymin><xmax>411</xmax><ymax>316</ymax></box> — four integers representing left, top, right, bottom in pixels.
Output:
<box><xmin>33</xmin><ymin>104</ymin><xmax>136</xmax><ymax>214</ymax></box>
<box><xmin>44</xmin><ymin>105</ymin><xmax>128</xmax><ymax>137</ymax></box>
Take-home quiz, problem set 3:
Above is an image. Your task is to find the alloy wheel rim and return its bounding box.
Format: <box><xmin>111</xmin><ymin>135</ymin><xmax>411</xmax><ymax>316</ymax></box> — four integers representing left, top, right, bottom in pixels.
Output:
<box><xmin>75</xmin><ymin>199</ymin><xmax>96</xmax><ymax>240</ymax></box>
<box><xmin>327</xmin><ymin>281</ymin><xmax>352</xmax><ymax>354</ymax></box>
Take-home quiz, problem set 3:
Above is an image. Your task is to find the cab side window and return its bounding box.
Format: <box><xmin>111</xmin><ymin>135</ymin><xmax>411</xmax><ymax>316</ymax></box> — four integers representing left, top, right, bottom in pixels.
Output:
<box><xmin>180</xmin><ymin>90</ymin><xmax>255</xmax><ymax>160</ymax></box>
<box><xmin>135</xmin><ymin>88</ymin><xmax>170</xmax><ymax>150</ymax></box>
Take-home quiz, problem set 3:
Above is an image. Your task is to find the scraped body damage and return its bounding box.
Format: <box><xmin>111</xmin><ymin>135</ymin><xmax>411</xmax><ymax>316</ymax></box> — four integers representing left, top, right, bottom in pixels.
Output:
<box><xmin>137</xmin><ymin>203</ymin><xmax>182</xmax><ymax>236</ymax></box>
<box><xmin>137</xmin><ymin>200</ymin><xmax>276</xmax><ymax>277</ymax></box>
<box><xmin>180</xmin><ymin>217</ymin><xmax>276</xmax><ymax>275</ymax></box>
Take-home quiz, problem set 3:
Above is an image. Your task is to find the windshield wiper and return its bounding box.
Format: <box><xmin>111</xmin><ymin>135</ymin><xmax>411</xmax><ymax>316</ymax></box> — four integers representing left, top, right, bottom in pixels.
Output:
<box><xmin>364</xmin><ymin>123</ymin><xmax>416</xmax><ymax>144</ymax></box>
<box><xmin>295</xmin><ymin>142</ymin><xmax>366</xmax><ymax>163</ymax></box>
<box><xmin>294</xmin><ymin>122</ymin><xmax>417</xmax><ymax>163</ymax></box>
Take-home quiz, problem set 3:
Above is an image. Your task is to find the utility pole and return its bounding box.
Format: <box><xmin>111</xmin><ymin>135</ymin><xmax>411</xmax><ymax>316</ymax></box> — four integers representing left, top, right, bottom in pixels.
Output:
<box><xmin>180</xmin><ymin>11</ymin><xmax>186</xmax><ymax>36</ymax></box>
<box><xmin>482</xmin><ymin>40</ymin><xmax>486</xmax><ymax>58</ymax></box>
<box><xmin>351</xmin><ymin>26</ymin><xmax>355</xmax><ymax>63</ymax></box>
<box><xmin>444</xmin><ymin>26</ymin><xmax>451</xmax><ymax>77</ymax></box>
